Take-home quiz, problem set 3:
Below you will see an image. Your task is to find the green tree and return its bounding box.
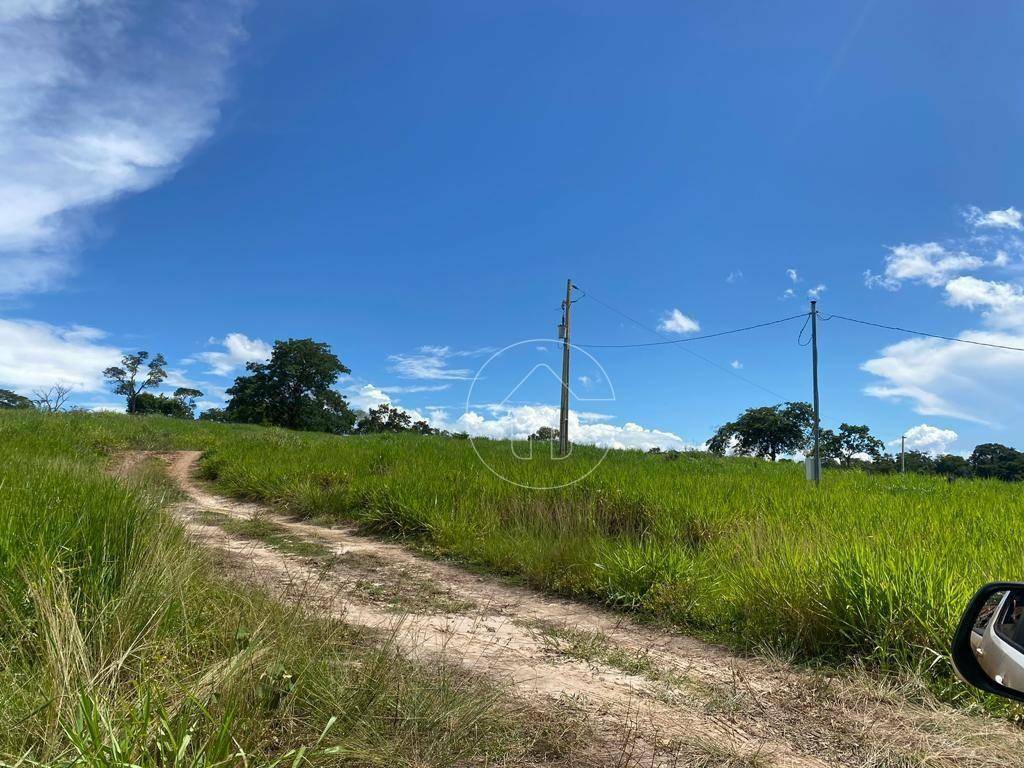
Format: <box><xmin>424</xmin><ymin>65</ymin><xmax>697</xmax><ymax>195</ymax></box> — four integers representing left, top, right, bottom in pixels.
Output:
<box><xmin>834</xmin><ymin>423</ymin><xmax>885</xmax><ymax>467</ymax></box>
<box><xmin>813</xmin><ymin>428</ymin><xmax>843</xmax><ymax>464</ymax></box>
<box><xmin>0</xmin><ymin>389</ymin><xmax>34</xmax><ymax>409</ymax></box>
<box><xmin>903</xmin><ymin>450</ymin><xmax>937</xmax><ymax>474</ymax></box>
<box><xmin>529</xmin><ymin>426</ymin><xmax>559</xmax><ymax>442</ymax></box>
<box><xmin>225</xmin><ymin>338</ymin><xmax>355</xmax><ymax>434</ymax></box>
<box><xmin>969</xmin><ymin>443</ymin><xmax>1024</xmax><ymax>482</ymax></box>
<box><xmin>707</xmin><ymin>402</ymin><xmax>814</xmax><ymax>461</ymax></box>
<box><xmin>173</xmin><ymin>387</ymin><xmax>204</xmax><ymax>417</ymax></box>
<box><xmin>356</xmin><ymin>403</ymin><xmax>413</xmax><ymax>433</ymax></box>
<box><xmin>103</xmin><ymin>352</ymin><xmax>168</xmax><ymax>414</ymax></box>
<box><xmin>935</xmin><ymin>453</ymin><xmax>971</xmax><ymax>480</ymax></box>
<box><xmin>198</xmin><ymin>407</ymin><xmax>230</xmax><ymax>423</ymax></box>
<box><xmin>411</xmin><ymin>419</ymin><xmax>436</xmax><ymax>435</ymax></box>
<box><xmin>134</xmin><ymin>392</ymin><xmax>193</xmax><ymax>419</ymax></box>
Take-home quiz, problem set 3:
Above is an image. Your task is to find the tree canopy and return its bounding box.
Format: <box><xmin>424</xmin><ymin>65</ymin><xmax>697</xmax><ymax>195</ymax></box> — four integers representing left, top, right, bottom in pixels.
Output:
<box><xmin>969</xmin><ymin>443</ymin><xmax>1024</xmax><ymax>482</ymax></box>
<box><xmin>356</xmin><ymin>403</ymin><xmax>413</xmax><ymax>433</ymax></box>
<box><xmin>0</xmin><ymin>389</ymin><xmax>34</xmax><ymax>409</ymax></box>
<box><xmin>133</xmin><ymin>388</ymin><xmax>204</xmax><ymax>419</ymax></box>
<box><xmin>225</xmin><ymin>338</ymin><xmax>355</xmax><ymax>434</ymax></box>
<box><xmin>707</xmin><ymin>402</ymin><xmax>814</xmax><ymax>461</ymax></box>
<box><xmin>103</xmin><ymin>352</ymin><xmax>168</xmax><ymax>414</ymax></box>
<box><xmin>817</xmin><ymin>423</ymin><xmax>885</xmax><ymax>467</ymax></box>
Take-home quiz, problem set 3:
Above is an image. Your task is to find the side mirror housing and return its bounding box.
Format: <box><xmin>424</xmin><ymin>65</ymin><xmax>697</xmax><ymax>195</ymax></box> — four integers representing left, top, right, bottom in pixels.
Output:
<box><xmin>952</xmin><ymin>581</ymin><xmax>1024</xmax><ymax>703</ymax></box>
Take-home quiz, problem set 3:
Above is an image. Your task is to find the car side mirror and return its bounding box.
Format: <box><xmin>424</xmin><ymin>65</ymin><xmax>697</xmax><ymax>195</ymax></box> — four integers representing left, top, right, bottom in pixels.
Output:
<box><xmin>952</xmin><ymin>581</ymin><xmax>1024</xmax><ymax>702</ymax></box>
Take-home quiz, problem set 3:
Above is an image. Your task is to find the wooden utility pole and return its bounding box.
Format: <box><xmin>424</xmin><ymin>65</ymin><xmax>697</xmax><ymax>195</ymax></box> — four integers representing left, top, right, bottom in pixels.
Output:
<box><xmin>558</xmin><ymin>279</ymin><xmax>573</xmax><ymax>457</ymax></box>
<box><xmin>810</xmin><ymin>300</ymin><xmax>821</xmax><ymax>485</ymax></box>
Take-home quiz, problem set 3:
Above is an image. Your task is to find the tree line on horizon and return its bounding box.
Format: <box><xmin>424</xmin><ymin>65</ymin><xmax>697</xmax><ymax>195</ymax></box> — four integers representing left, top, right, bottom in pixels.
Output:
<box><xmin>3</xmin><ymin>336</ymin><xmax>1023</xmax><ymax>482</ymax></box>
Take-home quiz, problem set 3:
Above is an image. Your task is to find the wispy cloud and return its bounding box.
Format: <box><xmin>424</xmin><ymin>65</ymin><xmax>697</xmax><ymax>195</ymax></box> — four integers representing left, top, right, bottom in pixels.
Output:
<box><xmin>807</xmin><ymin>284</ymin><xmax>827</xmax><ymax>299</ymax></box>
<box><xmin>726</xmin><ymin>269</ymin><xmax>743</xmax><ymax>283</ymax></box>
<box><xmin>965</xmin><ymin>206</ymin><xmax>1022</xmax><ymax>231</ymax></box>
<box><xmin>787</xmin><ymin>268</ymin><xmax>800</xmax><ymax>283</ymax></box>
<box><xmin>388</xmin><ymin>345</ymin><xmax>492</xmax><ymax>380</ymax></box>
<box><xmin>0</xmin><ymin>0</ymin><xmax>245</xmax><ymax>294</ymax></box>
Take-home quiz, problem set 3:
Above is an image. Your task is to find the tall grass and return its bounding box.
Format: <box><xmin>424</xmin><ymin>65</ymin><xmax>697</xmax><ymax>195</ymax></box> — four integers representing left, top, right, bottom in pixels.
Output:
<box><xmin>196</xmin><ymin>423</ymin><xmax>1024</xmax><ymax>704</ymax></box>
<box><xmin>0</xmin><ymin>412</ymin><xmax>572</xmax><ymax>765</ymax></box>
<box><xmin>9</xmin><ymin>411</ymin><xmax>1024</xmax><ymax>710</ymax></box>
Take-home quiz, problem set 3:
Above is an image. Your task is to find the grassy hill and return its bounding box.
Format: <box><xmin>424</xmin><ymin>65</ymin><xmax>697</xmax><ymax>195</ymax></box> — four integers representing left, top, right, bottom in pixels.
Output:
<box><xmin>4</xmin><ymin>408</ymin><xmax>1023</xmax><ymax>738</ymax></box>
<box><xmin>0</xmin><ymin>411</ymin><xmax>575</xmax><ymax>765</ymax></box>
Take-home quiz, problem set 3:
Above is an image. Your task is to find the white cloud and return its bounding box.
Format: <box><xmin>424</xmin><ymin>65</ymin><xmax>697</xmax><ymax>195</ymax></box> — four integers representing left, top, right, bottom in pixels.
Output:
<box><xmin>388</xmin><ymin>345</ymin><xmax>490</xmax><ymax>380</ymax></box>
<box><xmin>866</xmin><ymin>243</ymin><xmax>984</xmax><ymax>290</ymax></box>
<box><xmin>434</xmin><ymin>404</ymin><xmax>695</xmax><ymax>451</ymax></box>
<box><xmin>862</xmin><ymin>333</ymin><xmax>1024</xmax><ymax>423</ymax></box>
<box><xmin>781</xmin><ymin>288</ymin><xmax>795</xmax><ymax>300</ymax></box>
<box><xmin>345</xmin><ymin>383</ymin><xmax>393</xmax><ymax>411</ymax></box>
<box><xmin>0</xmin><ymin>318</ymin><xmax>122</xmax><ymax>392</ymax></box>
<box><xmin>807</xmin><ymin>284</ymin><xmax>827</xmax><ymax>298</ymax></box>
<box><xmin>944</xmin><ymin>276</ymin><xmax>1024</xmax><ymax>329</ymax></box>
<box><xmin>965</xmin><ymin>206</ymin><xmax>1022</xmax><ymax>231</ymax></box>
<box><xmin>657</xmin><ymin>309</ymin><xmax>700</xmax><ymax>334</ymax></box>
<box><xmin>993</xmin><ymin>250</ymin><xmax>1012</xmax><ymax>268</ymax></box>
<box><xmin>0</xmin><ymin>0</ymin><xmax>245</xmax><ymax>294</ymax></box>
<box><xmin>898</xmin><ymin>424</ymin><xmax>959</xmax><ymax>455</ymax></box>
<box><xmin>730</xmin><ymin>360</ymin><xmax>743</xmax><ymax>369</ymax></box>
<box><xmin>787</xmin><ymin>268</ymin><xmax>799</xmax><ymax>283</ymax></box>
<box><xmin>726</xmin><ymin>270</ymin><xmax>743</xmax><ymax>283</ymax></box>
<box><xmin>193</xmin><ymin>333</ymin><xmax>272</xmax><ymax>376</ymax></box>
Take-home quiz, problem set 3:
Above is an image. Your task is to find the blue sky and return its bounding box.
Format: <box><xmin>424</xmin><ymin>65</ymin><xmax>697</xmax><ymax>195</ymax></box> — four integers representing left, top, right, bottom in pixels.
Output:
<box><xmin>2</xmin><ymin>1</ymin><xmax>1023</xmax><ymax>456</ymax></box>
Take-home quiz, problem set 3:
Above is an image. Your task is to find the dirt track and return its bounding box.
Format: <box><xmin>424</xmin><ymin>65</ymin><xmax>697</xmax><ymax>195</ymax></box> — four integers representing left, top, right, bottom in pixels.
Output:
<box><xmin>152</xmin><ymin>450</ymin><xmax>1024</xmax><ymax>767</ymax></box>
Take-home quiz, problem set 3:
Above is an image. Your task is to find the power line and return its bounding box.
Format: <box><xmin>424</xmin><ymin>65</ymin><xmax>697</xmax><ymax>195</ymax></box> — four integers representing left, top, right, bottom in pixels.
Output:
<box><xmin>576</xmin><ymin>288</ymin><xmax>794</xmax><ymax>400</ymax></box>
<box><xmin>577</xmin><ymin>312</ymin><xmax>809</xmax><ymax>348</ymax></box>
<box><xmin>826</xmin><ymin>313</ymin><xmax>1024</xmax><ymax>353</ymax></box>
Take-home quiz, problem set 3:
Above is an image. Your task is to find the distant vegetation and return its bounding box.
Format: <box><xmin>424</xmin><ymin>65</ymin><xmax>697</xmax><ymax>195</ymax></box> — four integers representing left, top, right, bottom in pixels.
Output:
<box><xmin>7</xmin><ymin>334</ymin><xmax>1024</xmax><ymax>481</ymax></box>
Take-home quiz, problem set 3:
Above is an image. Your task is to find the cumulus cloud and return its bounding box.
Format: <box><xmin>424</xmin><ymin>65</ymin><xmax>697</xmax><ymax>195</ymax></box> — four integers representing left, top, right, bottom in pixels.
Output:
<box><xmin>944</xmin><ymin>276</ymin><xmax>1024</xmax><ymax>329</ymax></box>
<box><xmin>657</xmin><ymin>309</ymin><xmax>700</xmax><ymax>334</ymax></box>
<box><xmin>865</xmin><ymin>243</ymin><xmax>984</xmax><ymax>291</ymax></box>
<box><xmin>730</xmin><ymin>360</ymin><xmax>743</xmax><ymax>369</ymax></box>
<box><xmin>0</xmin><ymin>0</ymin><xmax>245</xmax><ymax>294</ymax></box>
<box><xmin>898</xmin><ymin>424</ymin><xmax>959</xmax><ymax>455</ymax></box>
<box><xmin>192</xmin><ymin>333</ymin><xmax>272</xmax><ymax>376</ymax></box>
<box><xmin>0</xmin><ymin>318</ymin><xmax>122</xmax><ymax>392</ymax></box>
<box><xmin>436</xmin><ymin>404</ymin><xmax>695</xmax><ymax>451</ymax></box>
<box><xmin>861</xmin><ymin>209</ymin><xmax>1024</xmax><ymax>425</ymax></box>
<box><xmin>807</xmin><ymin>283</ymin><xmax>827</xmax><ymax>298</ymax></box>
<box><xmin>965</xmin><ymin>206</ymin><xmax>1022</xmax><ymax>231</ymax></box>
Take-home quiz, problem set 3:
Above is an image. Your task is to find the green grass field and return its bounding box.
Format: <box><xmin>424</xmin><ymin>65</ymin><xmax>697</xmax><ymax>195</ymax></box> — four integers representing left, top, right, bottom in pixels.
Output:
<box><xmin>5</xmin><ymin>409</ymin><xmax>1024</xmax><ymax>725</ymax></box>
<box><xmin>0</xmin><ymin>411</ymin><xmax>577</xmax><ymax>766</ymax></box>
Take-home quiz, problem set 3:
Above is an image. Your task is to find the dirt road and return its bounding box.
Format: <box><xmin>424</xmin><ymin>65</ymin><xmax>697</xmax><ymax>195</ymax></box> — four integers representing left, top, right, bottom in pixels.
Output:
<box><xmin>155</xmin><ymin>450</ymin><xmax>1024</xmax><ymax>767</ymax></box>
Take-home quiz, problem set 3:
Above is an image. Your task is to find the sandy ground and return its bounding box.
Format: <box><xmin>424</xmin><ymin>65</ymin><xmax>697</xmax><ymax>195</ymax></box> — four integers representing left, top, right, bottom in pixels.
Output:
<box><xmin>140</xmin><ymin>451</ymin><xmax>1024</xmax><ymax>767</ymax></box>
